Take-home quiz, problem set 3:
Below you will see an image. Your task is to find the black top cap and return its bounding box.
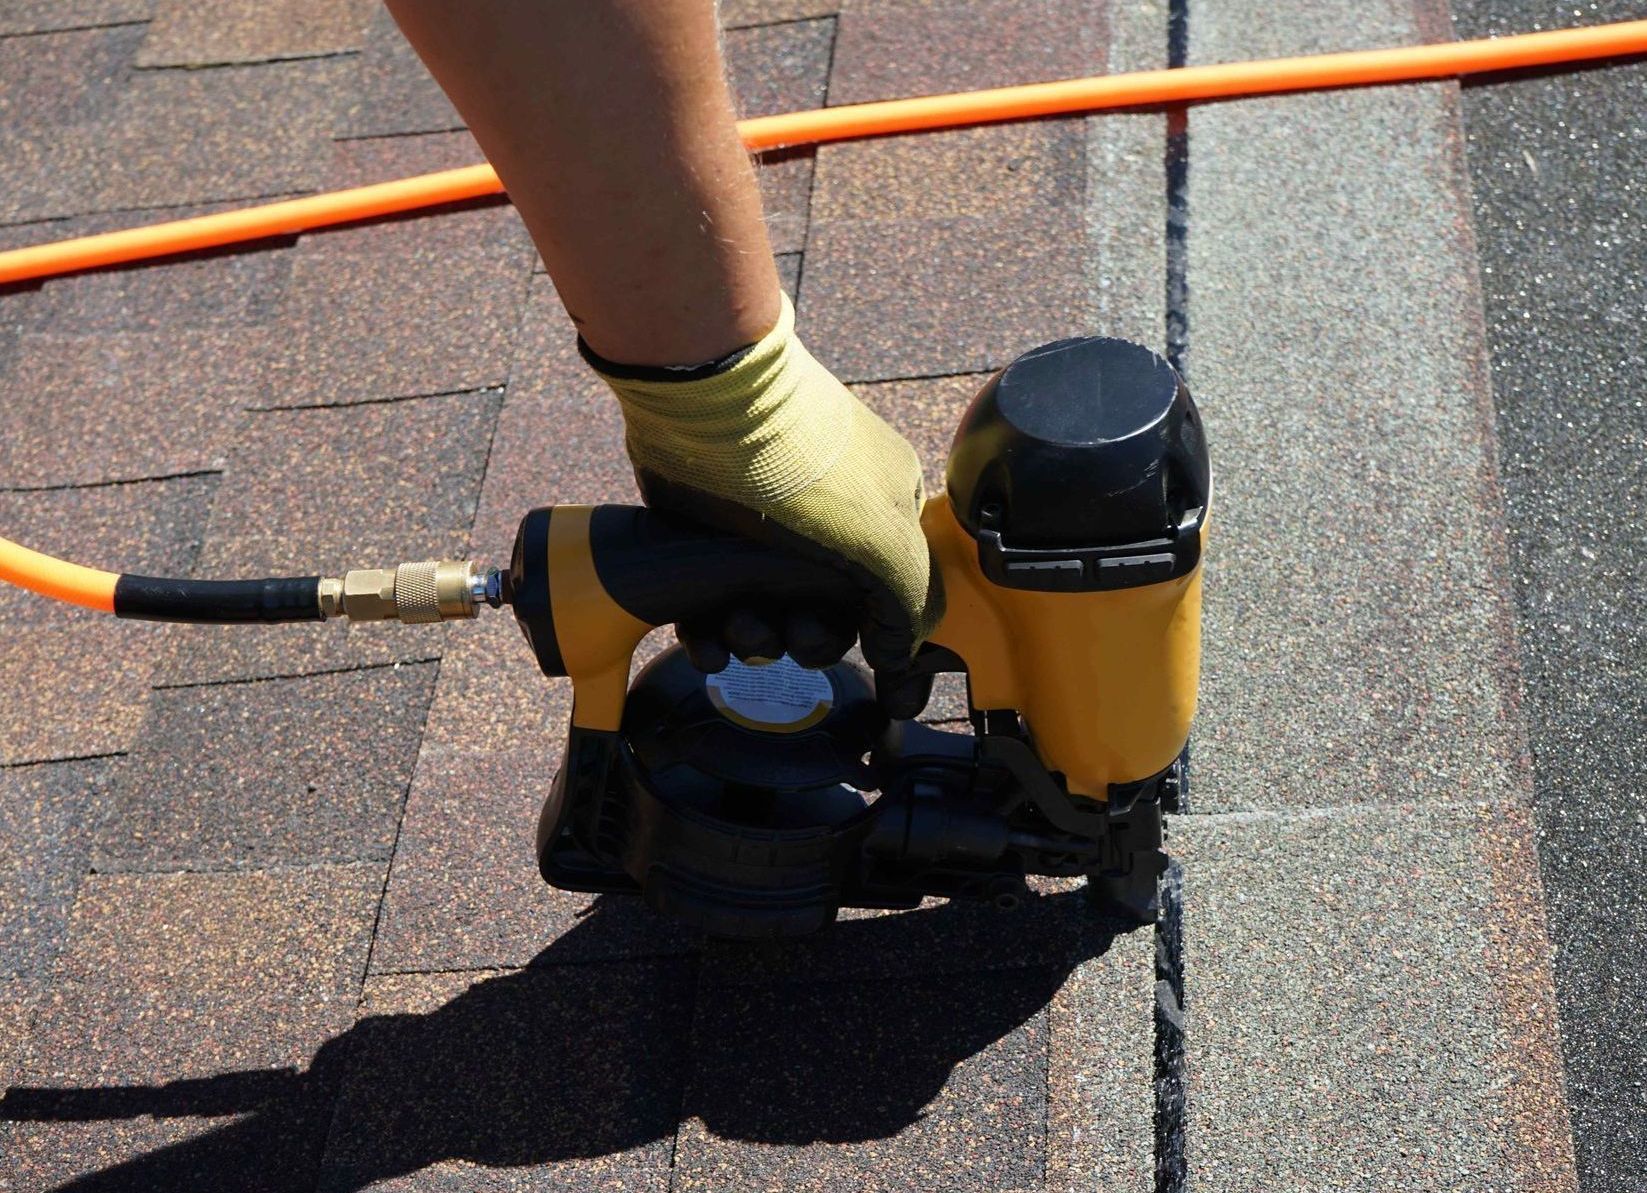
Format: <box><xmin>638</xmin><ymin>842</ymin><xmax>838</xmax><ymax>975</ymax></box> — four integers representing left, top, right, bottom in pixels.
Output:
<box><xmin>945</xmin><ymin>338</ymin><xmax>1209</xmax><ymax>549</ymax></box>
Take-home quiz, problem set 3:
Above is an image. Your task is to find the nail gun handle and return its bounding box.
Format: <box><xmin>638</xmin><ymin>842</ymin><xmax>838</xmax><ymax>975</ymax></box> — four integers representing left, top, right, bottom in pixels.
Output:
<box><xmin>508</xmin><ymin>504</ymin><xmax>859</xmax><ymax>731</ymax></box>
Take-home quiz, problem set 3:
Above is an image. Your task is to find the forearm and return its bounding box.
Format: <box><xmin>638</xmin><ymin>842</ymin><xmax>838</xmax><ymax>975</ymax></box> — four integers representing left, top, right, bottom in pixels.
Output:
<box><xmin>385</xmin><ymin>0</ymin><xmax>780</xmax><ymax>365</ymax></box>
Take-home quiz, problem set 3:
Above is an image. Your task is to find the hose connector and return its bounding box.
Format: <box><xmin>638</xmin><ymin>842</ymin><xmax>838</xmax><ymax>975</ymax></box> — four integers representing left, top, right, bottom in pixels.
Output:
<box><xmin>318</xmin><ymin>560</ymin><xmax>501</xmax><ymax>624</ymax></box>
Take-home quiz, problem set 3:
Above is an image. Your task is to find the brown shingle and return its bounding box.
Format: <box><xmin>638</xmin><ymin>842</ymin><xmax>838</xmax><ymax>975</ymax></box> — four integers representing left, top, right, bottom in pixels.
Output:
<box><xmin>136</xmin><ymin>0</ymin><xmax>375</xmax><ymax>67</ymax></box>
<box><xmin>335</xmin><ymin>4</ymin><xmax>462</xmax><ymax>139</ymax></box>
<box><xmin>675</xmin><ymin>967</ymin><xmax>1052</xmax><ymax>1191</ymax></box>
<box><xmin>467</xmin><ymin>276</ymin><xmax>634</xmax><ymax>561</ymax></box>
<box><xmin>726</xmin><ymin>18</ymin><xmax>834</xmax><ymax>119</ymax></box>
<box><xmin>155</xmin><ymin>391</ymin><xmax>498</xmax><ymax>684</ymax></box>
<box><xmin>0</xmin><ymin>2</ymin><xmax>148</xmax><ymax>37</ymax></box>
<box><xmin>0</xmin><ymin>328</ymin><xmax>262</xmax><ymax>488</ymax></box>
<box><xmin>0</xmin><ymin>758</ymin><xmax>115</xmax><ymax>980</ymax></box>
<box><xmin>0</xmin><ymin>22</ymin><xmax>141</xmax><ymax>130</ymax></box>
<box><xmin>720</xmin><ymin>0</ymin><xmax>839</xmax><ymax>27</ymax></box>
<box><xmin>0</xmin><ymin>474</ymin><xmax>214</xmax><ymax>626</ymax></box>
<box><xmin>257</xmin><ymin>222</ymin><xmax>532</xmax><ymax>410</ymax></box>
<box><xmin>801</xmin><ymin>210</ymin><xmax>1093</xmax><ymax>381</ymax></box>
<box><xmin>2</xmin><ymin>56</ymin><xmax>350</xmax><ymax>224</ymax></box>
<box><xmin>726</xmin><ymin>19</ymin><xmax>833</xmax><ymax>256</ymax></box>
<box><xmin>93</xmin><ymin>663</ymin><xmax>436</xmax><ymax>870</ymax></box>
<box><xmin>800</xmin><ymin>120</ymin><xmax>1091</xmax><ymax>381</ymax></box>
<box><xmin>0</xmin><ymin>476</ymin><xmax>210</xmax><ymax>758</ymax></box>
<box><xmin>830</xmin><ymin>0</ymin><xmax>1105</xmax><ymax>104</ymax></box>
<box><xmin>371</xmin><ymin>743</ymin><xmax>695</xmax><ymax>974</ymax></box>
<box><xmin>810</xmin><ymin>120</ymin><xmax>1087</xmax><ymax>223</ymax></box>
<box><xmin>0</xmin><ymin>865</ymin><xmax>379</xmax><ymax>1190</ymax></box>
<box><xmin>0</xmin><ymin>202</ymin><xmax>299</xmax><ymax>336</ymax></box>
<box><xmin>317</xmin><ymin>959</ymin><xmax>694</xmax><ymax>1190</ymax></box>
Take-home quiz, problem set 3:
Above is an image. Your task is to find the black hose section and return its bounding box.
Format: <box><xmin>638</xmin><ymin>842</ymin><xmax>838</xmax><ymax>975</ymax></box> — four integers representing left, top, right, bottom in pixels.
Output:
<box><xmin>112</xmin><ymin>574</ymin><xmax>323</xmax><ymax>623</ymax></box>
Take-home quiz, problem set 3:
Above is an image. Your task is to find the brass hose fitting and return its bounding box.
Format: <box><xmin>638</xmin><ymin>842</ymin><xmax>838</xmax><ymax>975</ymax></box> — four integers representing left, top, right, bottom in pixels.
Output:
<box><xmin>317</xmin><ymin>560</ymin><xmax>501</xmax><ymax>623</ymax></box>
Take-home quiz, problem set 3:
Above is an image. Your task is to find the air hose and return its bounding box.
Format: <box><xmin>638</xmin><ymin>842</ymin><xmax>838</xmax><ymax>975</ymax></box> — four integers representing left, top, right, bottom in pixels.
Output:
<box><xmin>0</xmin><ymin>17</ymin><xmax>1644</xmax><ymax>287</ymax></box>
<box><xmin>0</xmin><ymin>537</ymin><xmax>502</xmax><ymax>624</ymax></box>
<box><xmin>3</xmin><ymin>15</ymin><xmax>1645</xmax><ymax>616</ymax></box>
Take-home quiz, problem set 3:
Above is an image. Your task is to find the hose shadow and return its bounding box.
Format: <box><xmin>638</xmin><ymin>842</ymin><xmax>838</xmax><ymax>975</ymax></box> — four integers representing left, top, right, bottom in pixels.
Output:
<box><xmin>1</xmin><ymin>891</ymin><xmax>1133</xmax><ymax>1191</ymax></box>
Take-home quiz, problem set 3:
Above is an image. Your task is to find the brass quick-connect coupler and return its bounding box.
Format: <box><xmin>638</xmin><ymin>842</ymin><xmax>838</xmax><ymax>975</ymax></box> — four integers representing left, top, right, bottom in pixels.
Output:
<box><xmin>317</xmin><ymin>560</ymin><xmax>502</xmax><ymax>624</ymax></box>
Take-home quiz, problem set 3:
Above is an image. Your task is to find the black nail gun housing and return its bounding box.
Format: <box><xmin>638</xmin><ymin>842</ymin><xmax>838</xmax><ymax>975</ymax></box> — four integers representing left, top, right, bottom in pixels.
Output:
<box><xmin>514</xmin><ymin>337</ymin><xmax>1209</xmax><ymax>939</ymax></box>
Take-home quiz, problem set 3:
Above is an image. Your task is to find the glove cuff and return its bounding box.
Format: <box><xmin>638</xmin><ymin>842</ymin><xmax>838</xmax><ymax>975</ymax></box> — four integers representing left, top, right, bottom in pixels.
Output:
<box><xmin>587</xmin><ymin>293</ymin><xmax>853</xmax><ymax>507</ymax></box>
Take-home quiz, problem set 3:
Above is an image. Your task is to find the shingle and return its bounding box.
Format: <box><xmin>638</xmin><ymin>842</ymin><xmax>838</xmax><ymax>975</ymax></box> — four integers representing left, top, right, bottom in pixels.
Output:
<box><xmin>1176</xmin><ymin>804</ymin><xmax>1578</xmax><ymax>1192</ymax></box>
<box><xmin>93</xmin><ymin>663</ymin><xmax>436</xmax><ymax>870</ymax></box>
<box><xmin>801</xmin><ymin>120</ymin><xmax>1091</xmax><ymax>382</ymax></box>
<box><xmin>0</xmin><ymin>758</ymin><xmax>115</xmax><ymax>980</ymax></box>
<box><xmin>726</xmin><ymin>18</ymin><xmax>834</xmax><ymax>119</ymax></box>
<box><xmin>0</xmin><ymin>865</ymin><xmax>380</xmax><ymax>1191</ymax></box>
<box><xmin>316</xmin><ymin>960</ymin><xmax>694</xmax><ymax>1191</ymax></box>
<box><xmin>0</xmin><ymin>201</ymin><xmax>299</xmax><ymax>336</ymax></box>
<box><xmin>674</xmin><ymin>966</ymin><xmax>1051</xmax><ymax>1192</ymax></box>
<box><xmin>312</xmin><ymin>130</ymin><xmax>527</xmax><ymax>258</ymax></box>
<box><xmin>0</xmin><ymin>619</ymin><xmax>167</xmax><ymax>764</ymax></box>
<box><xmin>335</xmin><ymin>3</ymin><xmax>462</xmax><ymax>139</ymax></box>
<box><xmin>0</xmin><ymin>22</ymin><xmax>142</xmax><ymax>131</ymax></box>
<box><xmin>154</xmin><ymin>392</ymin><xmax>499</xmax><ymax>684</ymax></box>
<box><xmin>810</xmin><ymin>120</ymin><xmax>1087</xmax><ymax>223</ymax></box>
<box><xmin>0</xmin><ymin>978</ymin><xmax>36</xmax><ymax>1091</ymax></box>
<box><xmin>2</xmin><ymin>56</ymin><xmax>350</xmax><ymax>224</ymax></box>
<box><xmin>726</xmin><ymin>16</ymin><xmax>830</xmax><ymax>257</ymax></box>
<box><xmin>0</xmin><ymin>473</ymin><xmax>215</xmax><ymax>626</ymax></box>
<box><xmin>137</xmin><ymin>0</ymin><xmax>375</xmax><ymax>66</ymax></box>
<box><xmin>1045</xmin><ymin>932</ymin><xmax>1156</xmax><ymax>1193</ymax></box>
<box><xmin>801</xmin><ymin>207</ymin><xmax>1092</xmax><ymax>382</ymax></box>
<box><xmin>829</xmin><ymin>0</ymin><xmax>1104</xmax><ymax>104</ymax></box>
<box><xmin>1187</xmin><ymin>63</ymin><xmax>1523</xmax><ymax>809</ymax></box>
<box><xmin>466</xmin><ymin>276</ymin><xmax>635</xmax><ymax>562</ymax></box>
<box><xmin>256</xmin><ymin>220</ymin><xmax>532</xmax><ymax>410</ymax></box>
<box><xmin>756</xmin><ymin>149</ymin><xmax>816</xmax><ymax>255</ymax></box>
<box><xmin>0</xmin><ymin>327</ymin><xmax>262</xmax><ymax>488</ymax></box>
<box><xmin>720</xmin><ymin>0</ymin><xmax>838</xmax><ymax>27</ymax></box>
<box><xmin>372</xmin><ymin>743</ymin><xmax>696</xmax><ymax>975</ymax></box>
<box><xmin>0</xmin><ymin>2</ymin><xmax>148</xmax><ymax>36</ymax></box>
<box><xmin>776</xmin><ymin>250</ymin><xmax>802</xmax><ymax>300</ymax></box>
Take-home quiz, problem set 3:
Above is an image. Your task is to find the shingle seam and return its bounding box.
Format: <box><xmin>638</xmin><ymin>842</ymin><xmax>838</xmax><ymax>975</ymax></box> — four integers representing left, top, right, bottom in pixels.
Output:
<box><xmin>129</xmin><ymin>49</ymin><xmax>363</xmax><ymax>74</ymax></box>
<box><xmin>0</xmin><ymin>750</ymin><xmax>125</xmax><ymax>771</ymax></box>
<box><xmin>464</xmin><ymin>267</ymin><xmax>539</xmax><ymax>552</ymax></box>
<box><xmin>0</xmin><ymin>20</ymin><xmax>149</xmax><ymax>43</ymax></box>
<box><xmin>664</xmin><ymin>955</ymin><xmax>703</xmax><ymax>1193</ymax></box>
<box><xmin>722</xmin><ymin>12</ymin><xmax>842</xmax><ymax>35</ymax></box>
<box><xmin>243</xmin><ymin>384</ymin><xmax>506</xmax><ymax>414</ymax></box>
<box><xmin>151</xmin><ymin>656</ymin><xmax>442</xmax><ymax>692</ymax></box>
<box><xmin>0</xmin><ymin>190</ymin><xmax>316</xmax><ymax>231</ymax></box>
<box><xmin>332</xmin><ymin>124</ymin><xmax>468</xmax><ymax>145</ymax></box>
<box><xmin>1158</xmin><ymin>3</ymin><xmax>1192</xmax><ymax>1186</ymax></box>
<box><xmin>0</xmin><ymin>468</ymin><xmax>220</xmax><ymax>496</ymax></box>
<box><xmin>358</xmin><ymin>650</ymin><xmax>446</xmax><ymax>983</ymax></box>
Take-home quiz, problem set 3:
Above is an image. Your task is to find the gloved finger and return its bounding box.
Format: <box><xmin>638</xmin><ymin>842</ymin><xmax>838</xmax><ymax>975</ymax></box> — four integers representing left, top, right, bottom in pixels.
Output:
<box><xmin>856</xmin><ymin>577</ymin><xmax>917</xmax><ymax>673</ymax></box>
<box><xmin>875</xmin><ymin>666</ymin><xmax>934</xmax><ymax>720</ymax></box>
<box><xmin>723</xmin><ymin>607</ymin><xmax>784</xmax><ymax>663</ymax></box>
<box><xmin>782</xmin><ymin>607</ymin><xmax>857</xmax><ymax>669</ymax></box>
<box><xmin>855</xmin><ymin>544</ymin><xmax>942</xmax><ymax>673</ymax></box>
<box><xmin>676</xmin><ymin>619</ymin><xmax>730</xmax><ymax>673</ymax></box>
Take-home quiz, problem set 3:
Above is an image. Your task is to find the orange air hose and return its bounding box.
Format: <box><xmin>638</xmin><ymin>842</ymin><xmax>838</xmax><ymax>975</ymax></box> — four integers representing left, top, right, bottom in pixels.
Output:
<box><xmin>0</xmin><ymin>537</ymin><xmax>117</xmax><ymax>613</ymax></box>
<box><xmin>0</xmin><ymin>17</ymin><xmax>1644</xmax><ymax>287</ymax></box>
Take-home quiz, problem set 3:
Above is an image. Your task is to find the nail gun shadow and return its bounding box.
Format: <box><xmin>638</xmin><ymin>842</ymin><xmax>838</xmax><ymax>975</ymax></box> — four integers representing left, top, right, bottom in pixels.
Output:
<box><xmin>2</xmin><ymin>892</ymin><xmax>1134</xmax><ymax>1191</ymax></box>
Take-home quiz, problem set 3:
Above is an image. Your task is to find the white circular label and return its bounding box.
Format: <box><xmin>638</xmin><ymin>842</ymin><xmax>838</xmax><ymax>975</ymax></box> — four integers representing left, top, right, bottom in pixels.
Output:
<box><xmin>704</xmin><ymin>654</ymin><xmax>834</xmax><ymax>733</ymax></box>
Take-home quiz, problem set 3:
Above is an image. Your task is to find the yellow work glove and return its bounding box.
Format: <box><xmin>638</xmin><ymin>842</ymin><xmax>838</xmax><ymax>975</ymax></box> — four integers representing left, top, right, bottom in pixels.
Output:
<box><xmin>584</xmin><ymin>292</ymin><xmax>943</xmax><ymax>678</ymax></box>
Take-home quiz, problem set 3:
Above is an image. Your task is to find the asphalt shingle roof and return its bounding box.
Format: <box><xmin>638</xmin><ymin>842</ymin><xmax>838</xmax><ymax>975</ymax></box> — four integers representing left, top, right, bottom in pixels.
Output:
<box><xmin>2</xmin><ymin>0</ymin><xmax>1638</xmax><ymax>1188</ymax></box>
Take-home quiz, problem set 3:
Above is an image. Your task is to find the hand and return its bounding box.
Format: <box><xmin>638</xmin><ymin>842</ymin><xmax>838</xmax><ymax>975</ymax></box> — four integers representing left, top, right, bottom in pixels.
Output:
<box><xmin>587</xmin><ymin>294</ymin><xmax>944</xmax><ymax>680</ymax></box>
